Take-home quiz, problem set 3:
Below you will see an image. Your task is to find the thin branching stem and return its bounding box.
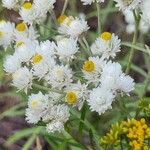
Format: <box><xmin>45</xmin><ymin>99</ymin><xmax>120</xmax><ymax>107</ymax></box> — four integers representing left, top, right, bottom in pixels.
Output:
<box><xmin>61</xmin><ymin>0</ymin><xmax>69</xmax><ymax>15</ymax></box>
<box><xmin>96</xmin><ymin>2</ymin><xmax>101</xmax><ymax>34</ymax></box>
<box><xmin>125</xmin><ymin>10</ymin><xmax>140</xmax><ymax>74</ymax></box>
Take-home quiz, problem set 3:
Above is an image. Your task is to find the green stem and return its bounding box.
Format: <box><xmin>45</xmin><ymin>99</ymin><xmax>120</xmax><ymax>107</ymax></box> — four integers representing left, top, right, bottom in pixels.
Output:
<box><xmin>32</xmin><ymin>83</ymin><xmax>64</xmax><ymax>94</ymax></box>
<box><xmin>125</xmin><ymin>10</ymin><xmax>140</xmax><ymax>74</ymax></box>
<box><xmin>143</xmin><ymin>68</ymin><xmax>150</xmax><ymax>96</ymax></box>
<box><xmin>78</xmin><ymin>103</ymin><xmax>87</xmax><ymax>134</ymax></box>
<box><xmin>96</xmin><ymin>2</ymin><xmax>101</xmax><ymax>34</ymax></box>
<box><xmin>61</xmin><ymin>0</ymin><xmax>69</xmax><ymax>15</ymax></box>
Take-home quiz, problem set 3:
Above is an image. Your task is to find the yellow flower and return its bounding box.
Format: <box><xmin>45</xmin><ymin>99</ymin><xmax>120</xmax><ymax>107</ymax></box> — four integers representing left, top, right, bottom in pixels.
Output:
<box><xmin>32</xmin><ymin>54</ymin><xmax>43</xmax><ymax>64</ymax></box>
<box><xmin>100</xmin><ymin>32</ymin><xmax>112</xmax><ymax>41</ymax></box>
<box><xmin>83</xmin><ymin>60</ymin><xmax>95</xmax><ymax>72</ymax></box>
<box><xmin>66</xmin><ymin>92</ymin><xmax>77</xmax><ymax>105</ymax></box>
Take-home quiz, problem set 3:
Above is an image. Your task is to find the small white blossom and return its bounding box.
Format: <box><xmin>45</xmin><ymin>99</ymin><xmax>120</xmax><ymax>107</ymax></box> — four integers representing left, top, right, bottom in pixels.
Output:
<box><xmin>26</xmin><ymin>92</ymin><xmax>48</xmax><ymax>124</ymax></box>
<box><xmin>91</xmin><ymin>32</ymin><xmax>121</xmax><ymax>59</ymax></box>
<box><xmin>12</xmin><ymin>67</ymin><xmax>33</xmax><ymax>92</ymax></box>
<box><xmin>55</xmin><ymin>37</ymin><xmax>79</xmax><ymax>61</ymax></box>
<box><xmin>58</xmin><ymin>16</ymin><xmax>89</xmax><ymax>38</ymax></box>
<box><xmin>87</xmin><ymin>86</ymin><xmax>115</xmax><ymax>115</ymax></box>
<box><xmin>0</xmin><ymin>20</ymin><xmax>14</xmax><ymax>49</ymax></box>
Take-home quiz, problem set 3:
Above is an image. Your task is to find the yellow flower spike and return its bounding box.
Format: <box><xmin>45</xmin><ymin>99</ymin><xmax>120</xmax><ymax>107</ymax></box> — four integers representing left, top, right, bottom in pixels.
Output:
<box><xmin>100</xmin><ymin>32</ymin><xmax>112</xmax><ymax>41</ymax></box>
<box><xmin>83</xmin><ymin>60</ymin><xmax>95</xmax><ymax>72</ymax></box>
<box><xmin>16</xmin><ymin>22</ymin><xmax>26</xmax><ymax>32</ymax></box>
<box><xmin>32</xmin><ymin>54</ymin><xmax>43</xmax><ymax>64</ymax></box>
<box><xmin>22</xmin><ymin>2</ymin><xmax>32</xmax><ymax>10</ymax></box>
<box><xmin>66</xmin><ymin>92</ymin><xmax>77</xmax><ymax>105</ymax></box>
<box><xmin>57</xmin><ymin>15</ymin><xmax>67</xmax><ymax>24</ymax></box>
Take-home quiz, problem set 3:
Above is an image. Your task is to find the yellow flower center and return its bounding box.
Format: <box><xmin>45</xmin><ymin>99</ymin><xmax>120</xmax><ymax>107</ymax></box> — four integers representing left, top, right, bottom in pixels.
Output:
<box><xmin>101</xmin><ymin>32</ymin><xmax>112</xmax><ymax>41</ymax></box>
<box><xmin>57</xmin><ymin>15</ymin><xmax>67</xmax><ymax>24</ymax></box>
<box><xmin>16</xmin><ymin>41</ymin><xmax>25</xmax><ymax>47</ymax></box>
<box><xmin>16</xmin><ymin>22</ymin><xmax>26</xmax><ymax>32</ymax></box>
<box><xmin>123</xmin><ymin>0</ymin><xmax>133</xmax><ymax>6</ymax></box>
<box><xmin>32</xmin><ymin>54</ymin><xmax>43</xmax><ymax>64</ymax></box>
<box><xmin>31</xmin><ymin>100</ymin><xmax>39</xmax><ymax>109</ymax></box>
<box><xmin>0</xmin><ymin>20</ymin><xmax>6</xmax><ymax>24</ymax></box>
<box><xmin>66</xmin><ymin>92</ymin><xmax>77</xmax><ymax>105</ymax></box>
<box><xmin>22</xmin><ymin>2</ymin><xmax>32</xmax><ymax>10</ymax></box>
<box><xmin>0</xmin><ymin>31</ymin><xmax>4</xmax><ymax>38</ymax></box>
<box><xmin>83</xmin><ymin>60</ymin><xmax>95</xmax><ymax>72</ymax></box>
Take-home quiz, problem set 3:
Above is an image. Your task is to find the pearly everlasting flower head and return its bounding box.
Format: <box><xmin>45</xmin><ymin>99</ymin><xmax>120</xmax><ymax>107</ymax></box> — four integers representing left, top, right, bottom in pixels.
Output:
<box><xmin>14</xmin><ymin>22</ymin><xmax>39</xmax><ymax>42</ymax></box>
<box><xmin>87</xmin><ymin>86</ymin><xmax>115</xmax><ymax>115</ymax></box>
<box><xmin>65</xmin><ymin>81</ymin><xmax>89</xmax><ymax>110</ymax></box>
<box><xmin>26</xmin><ymin>92</ymin><xmax>48</xmax><ymax>124</ymax></box>
<box><xmin>81</xmin><ymin>0</ymin><xmax>105</xmax><ymax>5</ymax></box>
<box><xmin>3</xmin><ymin>54</ymin><xmax>21</xmax><ymax>74</ymax></box>
<box><xmin>12</xmin><ymin>67</ymin><xmax>33</xmax><ymax>92</ymax></box>
<box><xmin>0</xmin><ymin>20</ymin><xmax>14</xmax><ymax>49</ymax></box>
<box><xmin>100</xmin><ymin>61</ymin><xmax>135</xmax><ymax>95</ymax></box>
<box><xmin>91</xmin><ymin>32</ymin><xmax>121</xmax><ymax>59</ymax></box>
<box><xmin>82</xmin><ymin>56</ymin><xmax>106</xmax><ymax>84</ymax></box>
<box><xmin>55</xmin><ymin>37</ymin><xmax>79</xmax><ymax>61</ymax></box>
<box><xmin>113</xmin><ymin>0</ymin><xmax>142</xmax><ymax>11</ymax></box>
<box><xmin>46</xmin><ymin>65</ymin><xmax>73</xmax><ymax>89</ymax></box>
<box><xmin>141</xmin><ymin>0</ymin><xmax>150</xmax><ymax>26</ymax></box>
<box><xmin>58</xmin><ymin>15</ymin><xmax>90</xmax><ymax>38</ymax></box>
<box><xmin>43</xmin><ymin>104</ymin><xmax>70</xmax><ymax>133</ymax></box>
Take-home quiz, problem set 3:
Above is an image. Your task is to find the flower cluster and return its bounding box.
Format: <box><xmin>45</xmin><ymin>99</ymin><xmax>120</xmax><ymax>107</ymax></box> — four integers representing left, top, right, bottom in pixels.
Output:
<box><xmin>2</xmin><ymin>0</ymin><xmax>135</xmax><ymax>133</ymax></box>
<box><xmin>101</xmin><ymin>118</ymin><xmax>150</xmax><ymax>150</ymax></box>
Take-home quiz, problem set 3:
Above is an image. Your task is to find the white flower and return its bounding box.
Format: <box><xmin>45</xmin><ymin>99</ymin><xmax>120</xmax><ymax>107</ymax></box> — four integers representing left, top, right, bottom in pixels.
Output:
<box><xmin>58</xmin><ymin>16</ymin><xmax>89</xmax><ymax>38</ymax></box>
<box><xmin>100</xmin><ymin>61</ymin><xmax>135</xmax><ymax>95</ymax></box>
<box><xmin>31</xmin><ymin>41</ymin><xmax>56</xmax><ymax>79</ymax></box>
<box><xmin>3</xmin><ymin>54</ymin><xmax>21</xmax><ymax>74</ymax></box>
<box><xmin>0</xmin><ymin>20</ymin><xmax>14</xmax><ymax>49</ymax></box>
<box><xmin>141</xmin><ymin>0</ymin><xmax>150</xmax><ymax>26</ymax></box>
<box><xmin>14</xmin><ymin>40</ymin><xmax>37</xmax><ymax>63</ymax></box>
<box><xmin>26</xmin><ymin>92</ymin><xmax>48</xmax><ymax>124</ymax></box>
<box><xmin>65</xmin><ymin>81</ymin><xmax>89</xmax><ymax>110</ymax></box>
<box><xmin>19</xmin><ymin>2</ymin><xmax>37</xmax><ymax>25</ymax></box>
<box><xmin>46</xmin><ymin>120</ymin><xmax>64</xmax><ymax>133</ymax></box>
<box><xmin>123</xmin><ymin>10</ymin><xmax>149</xmax><ymax>34</ymax></box>
<box><xmin>43</xmin><ymin>104</ymin><xmax>70</xmax><ymax>133</ymax></box>
<box><xmin>87</xmin><ymin>86</ymin><xmax>115</xmax><ymax>115</ymax></box>
<box><xmin>55</xmin><ymin>37</ymin><xmax>79</xmax><ymax>61</ymax></box>
<box><xmin>81</xmin><ymin>0</ymin><xmax>104</xmax><ymax>5</ymax></box>
<box><xmin>113</xmin><ymin>0</ymin><xmax>142</xmax><ymax>11</ymax></box>
<box><xmin>12</xmin><ymin>67</ymin><xmax>33</xmax><ymax>92</ymax></box>
<box><xmin>117</xmin><ymin>73</ymin><xmax>135</xmax><ymax>95</ymax></box>
<box><xmin>2</xmin><ymin>0</ymin><xmax>18</xmax><ymax>9</ymax></box>
<box><xmin>91</xmin><ymin>32</ymin><xmax>121</xmax><ymax>59</ymax></box>
<box><xmin>82</xmin><ymin>56</ymin><xmax>106</xmax><ymax>84</ymax></box>
<box><xmin>14</xmin><ymin>22</ymin><xmax>39</xmax><ymax>42</ymax></box>
<box><xmin>34</xmin><ymin>0</ymin><xmax>56</xmax><ymax>16</ymax></box>
<box><xmin>46</xmin><ymin>65</ymin><xmax>73</xmax><ymax>89</ymax></box>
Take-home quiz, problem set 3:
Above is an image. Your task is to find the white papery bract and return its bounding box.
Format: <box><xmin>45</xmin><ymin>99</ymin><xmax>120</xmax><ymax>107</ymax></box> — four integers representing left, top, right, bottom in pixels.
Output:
<box><xmin>141</xmin><ymin>0</ymin><xmax>150</xmax><ymax>26</ymax></box>
<box><xmin>82</xmin><ymin>56</ymin><xmax>106</xmax><ymax>84</ymax></box>
<box><xmin>100</xmin><ymin>61</ymin><xmax>135</xmax><ymax>95</ymax></box>
<box><xmin>3</xmin><ymin>54</ymin><xmax>21</xmax><ymax>74</ymax></box>
<box><xmin>81</xmin><ymin>0</ymin><xmax>104</xmax><ymax>5</ymax></box>
<box><xmin>88</xmin><ymin>86</ymin><xmax>115</xmax><ymax>115</ymax></box>
<box><xmin>43</xmin><ymin>104</ymin><xmax>70</xmax><ymax>133</ymax></box>
<box><xmin>113</xmin><ymin>0</ymin><xmax>142</xmax><ymax>11</ymax></box>
<box><xmin>58</xmin><ymin>16</ymin><xmax>89</xmax><ymax>38</ymax></box>
<box><xmin>55</xmin><ymin>37</ymin><xmax>79</xmax><ymax>61</ymax></box>
<box><xmin>46</xmin><ymin>65</ymin><xmax>73</xmax><ymax>89</ymax></box>
<box><xmin>0</xmin><ymin>20</ymin><xmax>14</xmax><ymax>49</ymax></box>
<box><xmin>12</xmin><ymin>67</ymin><xmax>33</xmax><ymax>92</ymax></box>
<box><xmin>26</xmin><ymin>92</ymin><xmax>48</xmax><ymax>124</ymax></box>
<box><xmin>91</xmin><ymin>33</ymin><xmax>121</xmax><ymax>59</ymax></box>
<box><xmin>2</xmin><ymin>0</ymin><xmax>19</xmax><ymax>9</ymax></box>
